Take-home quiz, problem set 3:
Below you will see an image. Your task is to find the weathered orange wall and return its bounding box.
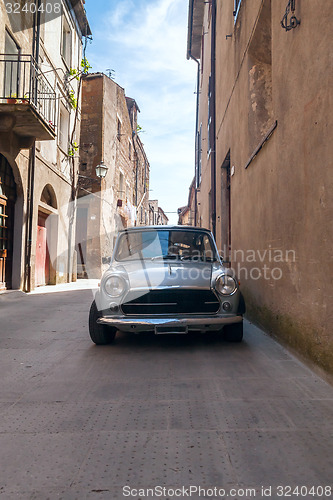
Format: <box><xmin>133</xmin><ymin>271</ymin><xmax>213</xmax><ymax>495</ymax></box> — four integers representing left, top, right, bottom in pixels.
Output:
<box><xmin>195</xmin><ymin>0</ymin><xmax>333</xmax><ymax>375</ymax></box>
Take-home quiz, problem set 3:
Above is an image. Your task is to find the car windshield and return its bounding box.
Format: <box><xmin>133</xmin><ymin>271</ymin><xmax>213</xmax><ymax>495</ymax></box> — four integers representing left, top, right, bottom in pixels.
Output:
<box><xmin>115</xmin><ymin>229</ymin><xmax>218</xmax><ymax>262</ymax></box>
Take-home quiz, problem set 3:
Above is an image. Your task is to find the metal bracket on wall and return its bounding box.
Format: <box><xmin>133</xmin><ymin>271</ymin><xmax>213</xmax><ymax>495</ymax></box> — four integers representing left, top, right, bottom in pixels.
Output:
<box><xmin>244</xmin><ymin>120</ymin><xmax>278</xmax><ymax>170</ymax></box>
<box><xmin>281</xmin><ymin>0</ymin><xmax>300</xmax><ymax>31</ymax></box>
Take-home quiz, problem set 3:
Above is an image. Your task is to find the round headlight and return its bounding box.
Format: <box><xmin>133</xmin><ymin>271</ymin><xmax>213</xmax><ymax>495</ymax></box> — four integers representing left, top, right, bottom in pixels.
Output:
<box><xmin>104</xmin><ymin>275</ymin><xmax>126</xmax><ymax>297</ymax></box>
<box><xmin>215</xmin><ymin>274</ymin><xmax>237</xmax><ymax>296</ymax></box>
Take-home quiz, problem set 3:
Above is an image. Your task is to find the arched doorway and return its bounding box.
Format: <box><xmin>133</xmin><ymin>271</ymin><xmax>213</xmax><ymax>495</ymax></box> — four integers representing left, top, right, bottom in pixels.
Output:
<box><xmin>0</xmin><ymin>154</ymin><xmax>17</xmax><ymax>289</ymax></box>
<box><xmin>35</xmin><ymin>184</ymin><xmax>58</xmax><ymax>286</ymax></box>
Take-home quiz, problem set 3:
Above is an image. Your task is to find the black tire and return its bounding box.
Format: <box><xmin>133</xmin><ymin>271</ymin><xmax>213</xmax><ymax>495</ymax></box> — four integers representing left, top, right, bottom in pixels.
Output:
<box><xmin>89</xmin><ymin>300</ymin><xmax>116</xmax><ymax>345</ymax></box>
<box><xmin>237</xmin><ymin>292</ymin><xmax>246</xmax><ymax>315</ymax></box>
<box><xmin>223</xmin><ymin>322</ymin><xmax>243</xmax><ymax>342</ymax></box>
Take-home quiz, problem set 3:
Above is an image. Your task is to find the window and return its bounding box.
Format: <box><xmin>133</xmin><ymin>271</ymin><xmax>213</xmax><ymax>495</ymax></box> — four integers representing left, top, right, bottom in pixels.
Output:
<box><xmin>61</xmin><ymin>15</ymin><xmax>71</xmax><ymax>68</ymax></box>
<box><xmin>117</xmin><ymin>118</ymin><xmax>121</xmax><ymax>139</ymax></box>
<box><xmin>144</xmin><ymin>160</ymin><xmax>147</xmax><ymax>192</ymax></box>
<box><xmin>58</xmin><ymin>106</ymin><xmax>69</xmax><ymax>153</ymax></box>
<box><xmin>5</xmin><ymin>30</ymin><xmax>19</xmax><ymax>56</ymax></box>
<box><xmin>41</xmin><ymin>185</ymin><xmax>57</xmax><ymax>209</ymax></box>
<box><xmin>196</xmin><ymin>123</ymin><xmax>202</xmax><ymax>187</ymax></box>
<box><xmin>119</xmin><ymin>172</ymin><xmax>124</xmax><ymax>199</ymax></box>
<box><xmin>115</xmin><ymin>230</ymin><xmax>218</xmax><ymax>262</ymax></box>
<box><xmin>207</xmin><ymin>75</ymin><xmax>212</xmax><ymax>156</ymax></box>
<box><xmin>126</xmin><ymin>183</ymin><xmax>130</xmax><ymax>202</ymax></box>
<box><xmin>39</xmin><ymin>0</ymin><xmax>46</xmax><ymax>43</ymax></box>
<box><xmin>128</xmin><ymin>141</ymin><xmax>132</xmax><ymax>160</ymax></box>
<box><xmin>201</xmin><ymin>33</ymin><xmax>205</xmax><ymax>74</ymax></box>
<box><xmin>4</xmin><ymin>31</ymin><xmax>20</xmax><ymax>99</ymax></box>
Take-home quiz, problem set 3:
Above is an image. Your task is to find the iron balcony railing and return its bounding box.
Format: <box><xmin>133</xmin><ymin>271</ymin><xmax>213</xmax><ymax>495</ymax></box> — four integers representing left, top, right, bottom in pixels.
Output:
<box><xmin>0</xmin><ymin>54</ymin><xmax>56</xmax><ymax>130</ymax></box>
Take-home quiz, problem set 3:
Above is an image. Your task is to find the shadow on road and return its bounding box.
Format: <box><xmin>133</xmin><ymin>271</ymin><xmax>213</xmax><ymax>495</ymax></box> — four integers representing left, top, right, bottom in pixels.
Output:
<box><xmin>90</xmin><ymin>329</ymin><xmax>250</xmax><ymax>353</ymax></box>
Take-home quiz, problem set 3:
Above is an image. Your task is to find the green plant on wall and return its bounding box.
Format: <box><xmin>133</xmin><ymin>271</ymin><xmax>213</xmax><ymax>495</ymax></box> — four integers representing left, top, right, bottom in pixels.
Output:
<box><xmin>69</xmin><ymin>68</ymin><xmax>80</xmax><ymax>81</ymax></box>
<box><xmin>69</xmin><ymin>57</ymin><xmax>92</xmax><ymax>81</ymax></box>
<box><xmin>81</xmin><ymin>57</ymin><xmax>92</xmax><ymax>75</ymax></box>
<box><xmin>68</xmin><ymin>141</ymin><xmax>79</xmax><ymax>157</ymax></box>
<box><xmin>68</xmin><ymin>90</ymin><xmax>77</xmax><ymax>109</ymax></box>
<box><xmin>67</xmin><ymin>57</ymin><xmax>92</xmax><ymax>109</ymax></box>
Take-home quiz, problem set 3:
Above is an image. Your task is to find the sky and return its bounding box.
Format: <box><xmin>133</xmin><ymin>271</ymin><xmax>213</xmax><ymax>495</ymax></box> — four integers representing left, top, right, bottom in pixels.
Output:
<box><xmin>84</xmin><ymin>0</ymin><xmax>197</xmax><ymax>224</ymax></box>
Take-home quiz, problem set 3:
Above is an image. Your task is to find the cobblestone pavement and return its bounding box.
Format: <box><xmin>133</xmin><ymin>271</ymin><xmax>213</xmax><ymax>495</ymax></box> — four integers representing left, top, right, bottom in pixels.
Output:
<box><xmin>0</xmin><ymin>283</ymin><xmax>332</xmax><ymax>499</ymax></box>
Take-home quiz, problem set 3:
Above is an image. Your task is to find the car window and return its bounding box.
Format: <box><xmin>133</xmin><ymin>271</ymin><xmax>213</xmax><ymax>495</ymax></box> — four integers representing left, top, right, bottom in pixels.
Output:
<box><xmin>114</xmin><ymin>230</ymin><xmax>218</xmax><ymax>262</ymax></box>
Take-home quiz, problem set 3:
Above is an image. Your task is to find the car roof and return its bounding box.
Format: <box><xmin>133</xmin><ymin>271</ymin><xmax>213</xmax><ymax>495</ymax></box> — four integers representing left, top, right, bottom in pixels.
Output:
<box><xmin>118</xmin><ymin>225</ymin><xmax>212</xmax><ymax>234</ymax></box>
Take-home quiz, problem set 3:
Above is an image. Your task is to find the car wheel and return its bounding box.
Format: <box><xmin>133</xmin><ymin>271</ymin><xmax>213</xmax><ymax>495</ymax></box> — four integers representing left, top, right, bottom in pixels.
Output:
<box><xmin>89</xmin><ymin>300</ymin><xmax>117</xmax><ymax>345</ymax></box>
<box><xmin>223</xmin><ymin>322</ymin><xmax>243</xmax><ymax>342</ymax></box>
<box><xmin>237</xmin><ymin>292</ymin><xmax>246</xmax><ymax>315</ymax></box>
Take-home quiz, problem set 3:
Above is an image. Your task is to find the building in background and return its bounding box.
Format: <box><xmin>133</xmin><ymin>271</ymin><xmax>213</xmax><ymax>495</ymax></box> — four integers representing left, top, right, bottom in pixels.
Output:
<box><xmin>157</xmin><ymin>207</ymin><xmax>169</xmax><ymax>226</ymax></box>
<box><xmin>177</xmin><ymin>178</ymin><xmax>195</xmax><ymax>225</ymax></box>
<box><xmin>0</xmin><ymin>0</ymin><xmax>91</xmax><ymax>290</ymax></box>
<box><xmin>148</xmin><ymin>200</ymin><xmax>169</xmax><ymax>225</ymax></box>
<box><xmin>76</xmin><ymin>73</ymin><xmax>150</xmax><ymax>278</ymax></box>
<box><xmin>126</xmin><ymin>97</ymin><xmax>150</xmax><ymax>226</ymax></box>
<box><xmin>187</xmin><ymin>0</ymin><xmax>333</xmax><ymax>375</ymax></box>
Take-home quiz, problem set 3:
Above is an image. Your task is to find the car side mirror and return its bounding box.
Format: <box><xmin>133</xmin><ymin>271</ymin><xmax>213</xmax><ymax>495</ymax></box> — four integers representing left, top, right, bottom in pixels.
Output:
<box><xmin>102</xmin><ymin>256</ymin><xmax>112</xmax><ymax>265</ymax></box>
<box><xmin>221</xmin><ymin>258</ymin><xmax>232</xmax><ymax>268</ymax></box>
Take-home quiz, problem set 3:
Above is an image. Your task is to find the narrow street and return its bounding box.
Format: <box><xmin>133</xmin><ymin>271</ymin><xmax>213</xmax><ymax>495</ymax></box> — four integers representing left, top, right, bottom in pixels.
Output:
<box><xmin>0</xmin><ymin>283</ymin><xmax>332</xmax><ymax>500</ymax></box>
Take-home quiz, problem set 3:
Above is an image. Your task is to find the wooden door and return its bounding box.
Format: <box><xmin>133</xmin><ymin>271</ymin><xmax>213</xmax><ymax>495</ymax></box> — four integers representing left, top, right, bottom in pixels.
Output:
<box><xmin>0</xmin><ymin>155</ymin><xmax>16</xmax><ymax>289</ymax></box>
<box><xmin>0</xmin><ymin>198</ymin><xmax>7</xmax><ymax>289</ymax></box>
<box><xmin>35</xmin><ymin>213</ymin><xmax>50</xmax><ymax>286</ymax></box>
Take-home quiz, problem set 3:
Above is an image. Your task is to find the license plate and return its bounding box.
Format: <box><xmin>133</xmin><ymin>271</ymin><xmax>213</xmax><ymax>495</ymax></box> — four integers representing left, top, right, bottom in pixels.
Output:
<box><xmin>155</xmin><ymin>326</ymin><xmax>188</xmax><ymax>335</ymax></box>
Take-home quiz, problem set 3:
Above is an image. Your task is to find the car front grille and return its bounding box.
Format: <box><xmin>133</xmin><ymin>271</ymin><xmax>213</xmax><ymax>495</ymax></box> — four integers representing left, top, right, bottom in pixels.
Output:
<box><xmin>121</xmin><ymin>289</ymin><xmax>220</xmax><ymax>315</ymax></box>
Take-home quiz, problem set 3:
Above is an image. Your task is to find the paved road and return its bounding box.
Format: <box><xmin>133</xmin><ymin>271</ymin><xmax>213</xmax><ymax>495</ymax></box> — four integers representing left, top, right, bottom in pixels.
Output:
<box><xmin>0</xmin><ymin>283</ymin><xmax>332</xmax><ymax>500</ymax></box>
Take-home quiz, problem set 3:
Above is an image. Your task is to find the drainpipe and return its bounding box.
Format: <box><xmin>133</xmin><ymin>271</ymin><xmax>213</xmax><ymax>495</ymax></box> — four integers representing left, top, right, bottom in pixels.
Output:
<box><xmin>210</xmin><ymin>0</ymin><xmax>217</xmax><ymax>239</ymax></box>
<box><xmin>24</xmin><ymin>143</ymin><xmax>36</xmax><ymax>292</ymax></box>
<box><xmin>24</xmin><ymin>0</ymin><xmax>41</xmax><ymax>292</ymax></box>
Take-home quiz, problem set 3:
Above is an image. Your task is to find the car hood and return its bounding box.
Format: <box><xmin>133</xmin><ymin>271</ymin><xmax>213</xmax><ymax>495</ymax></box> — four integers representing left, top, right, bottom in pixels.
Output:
<box><xmin>109</xmin><ymin>260</ymin><xmax>216</xmax><ymax>290</ymax></box>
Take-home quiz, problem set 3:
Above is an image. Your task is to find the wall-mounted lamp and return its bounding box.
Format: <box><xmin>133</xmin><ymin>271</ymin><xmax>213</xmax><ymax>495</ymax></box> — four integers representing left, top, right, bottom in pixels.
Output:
<box><xmin>95</xmin><ymin>161</ymin><xmax>108</xmax><ymax>179</ymax></box>
<box><xmin>77</xmin><ymin>161</ymin><xmax>109</xmax><ymax>187</ymax></box>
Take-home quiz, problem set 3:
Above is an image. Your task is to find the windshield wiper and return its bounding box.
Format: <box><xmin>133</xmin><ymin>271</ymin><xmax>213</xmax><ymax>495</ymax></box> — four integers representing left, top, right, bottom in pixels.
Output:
<box><xmin>179</xmin><ymin>255</ymin><xmax>217</xmax><ymax>262</ymax></box>
<box><xmin>150</xmin><ymin>255</ymin><xmax>177</xmax><ymax>261</ymax></box>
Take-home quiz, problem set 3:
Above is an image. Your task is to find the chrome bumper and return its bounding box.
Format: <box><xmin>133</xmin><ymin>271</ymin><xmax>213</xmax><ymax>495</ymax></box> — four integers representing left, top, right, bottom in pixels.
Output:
<box><xmin>97</xmin><ymin>315</ymin><xmax>243</xmax><ymax>333</ymax></box>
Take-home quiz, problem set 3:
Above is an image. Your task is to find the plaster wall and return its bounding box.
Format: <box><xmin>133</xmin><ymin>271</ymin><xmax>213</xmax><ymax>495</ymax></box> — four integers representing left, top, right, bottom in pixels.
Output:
<box><xmin>0</xmin><ymin>0</ymin><xmax>85</xmax><ymax>289</ymax></box>
<box><xmin>196</xmin><ymin>4</ymin><xmax>213</xmax><ymax>230</ymax></box>
<box><xmin>194</xmin><ymin>0</ymin><xmax>333</xmax><ymax>374</ymax></box>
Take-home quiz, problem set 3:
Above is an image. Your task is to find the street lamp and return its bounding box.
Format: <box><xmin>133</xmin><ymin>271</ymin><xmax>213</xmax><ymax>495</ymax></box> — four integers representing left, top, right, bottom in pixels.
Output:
<box><xmin>78</xmin><ymin>161</ymin><xmax>109</xmax><ymax>184</ymax></box>
<box><xmin>95</xmin><ymin>161</ymin><xmax>108</xmax><ymax>179</ymax></box>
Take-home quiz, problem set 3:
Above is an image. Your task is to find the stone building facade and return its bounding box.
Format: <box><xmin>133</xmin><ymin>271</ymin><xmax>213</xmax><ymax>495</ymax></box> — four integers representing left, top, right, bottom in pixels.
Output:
<box><xmin>187</xmin><ymin>0</ymin><xmax>333</xmax><ymax>375</ymax></box>
<box><xmin>126</xmin><ymin>97</ymin><xmax>150</xmax><ymax>226</ymax></box>
<box><xmin>158</xmin><ymin>207</ymin><xmax>169</xmax><ymax>226</ymax></box>
<box><xmin>178</xmin><ymin>178</ymin><xmax>195</xmax><ymax>225</ymax></box>
<box><xmin>77</xmin><ymin>73</ymin><xmax>151</xmax><ymax>278</ymax></box>
<box><xmin>148</xmin><ymin>200</ymin><xmax>169</xmax><ymax>226</ymax></box>
<box><xmin>0</xmin><ymin>0</ymin><xmax>90</xmax><ymax>290</ymax></box>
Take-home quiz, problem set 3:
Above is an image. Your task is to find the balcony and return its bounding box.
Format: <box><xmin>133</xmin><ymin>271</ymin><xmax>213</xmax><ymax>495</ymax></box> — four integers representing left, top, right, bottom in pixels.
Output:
<box><xmin>0</xmin><ymin>54</ymin><xmax>56</xmax><ymax>146</ymax></box>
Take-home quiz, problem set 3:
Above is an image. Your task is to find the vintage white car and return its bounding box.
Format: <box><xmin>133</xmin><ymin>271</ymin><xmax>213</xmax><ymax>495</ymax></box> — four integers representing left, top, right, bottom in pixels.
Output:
<box><xmin>89</xmin><ymin>226</ymin><xmax>245</xmax><ymax>344</ymax></box>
